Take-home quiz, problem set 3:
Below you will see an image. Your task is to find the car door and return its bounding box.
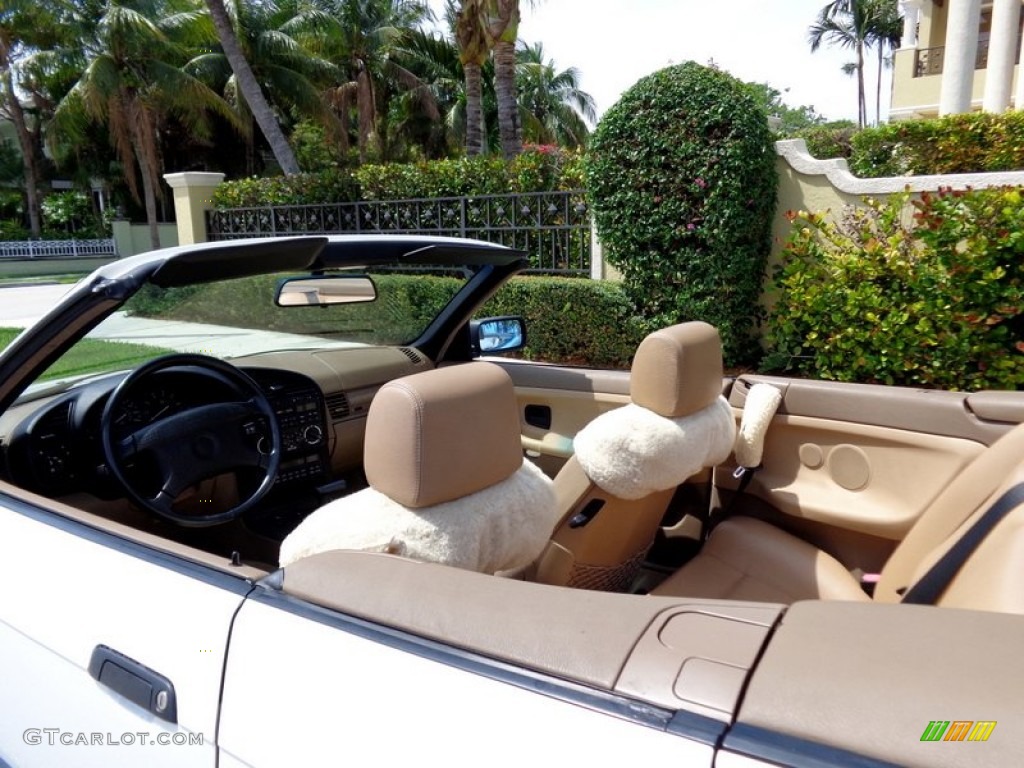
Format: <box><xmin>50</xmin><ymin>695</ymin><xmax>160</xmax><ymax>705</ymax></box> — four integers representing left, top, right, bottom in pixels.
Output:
<box><xmin>0</xmin><ymin>483</ymin><xmax>257</xmax><ymax>768</ymax></box>
<box><xmin>717</xmin><ymin>375</ymin><xmax>1024</xmax><ymax>574</ymax></box>
<box><xmin>216</xmin><ymin>554</ymin><xmax>727</xmax><ymax>768</ymax></box>
<box><xmin>490</xmin><ymin>360</ymin><xmax>631</xmax><ymax>477</ymax></box>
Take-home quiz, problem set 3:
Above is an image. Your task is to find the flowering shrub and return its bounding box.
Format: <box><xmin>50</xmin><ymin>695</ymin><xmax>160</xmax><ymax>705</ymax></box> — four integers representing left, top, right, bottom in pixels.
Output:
<box><xmin>585</xmin><ymin>62</ymin><xmax>777</xmax><ymax>364</ymax></box>
<box><xmin>765</xmin><ymin>188</ymin><xmax>1024</xmax><ymax>390</ymax></box>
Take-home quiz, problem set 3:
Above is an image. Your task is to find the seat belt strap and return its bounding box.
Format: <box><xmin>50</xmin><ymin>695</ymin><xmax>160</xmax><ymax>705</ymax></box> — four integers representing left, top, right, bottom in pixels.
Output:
<box><xmin>901</xmin><ymin>482</ymin><xmax>1024</xmax><ymax>605</ymax></box>
<box><xmin>710</xmin><ymin>383</ymin><xmax>781</xmax><ymax>529</ymax></box>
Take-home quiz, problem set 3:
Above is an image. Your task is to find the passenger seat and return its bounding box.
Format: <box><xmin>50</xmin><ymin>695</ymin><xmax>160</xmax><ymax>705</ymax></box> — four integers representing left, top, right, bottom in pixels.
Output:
<box><xmin>652</xmin><ymin>419</ymin><xmax>1024</xmax><ymax>614</ymax></box>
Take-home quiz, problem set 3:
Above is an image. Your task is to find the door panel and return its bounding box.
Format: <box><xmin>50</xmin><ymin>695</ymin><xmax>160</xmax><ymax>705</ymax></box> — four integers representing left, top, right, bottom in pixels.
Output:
<box><xmin>493</xmin><ymin>361</ymin><xmax>630</xmax><ymax>477</ymax></box>
<box><xmin>720</xmin><ymin>376</ymin><xmax>1024</xmax><ymax>568</ymax></box>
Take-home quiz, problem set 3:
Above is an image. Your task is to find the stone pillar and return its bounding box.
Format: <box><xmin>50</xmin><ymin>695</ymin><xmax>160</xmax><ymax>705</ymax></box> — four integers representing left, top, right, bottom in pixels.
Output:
<box><xmin>162</xmin><ymin>172</ymin><xmax>225</xmax><ymax>246</ymax></box>
<box><xmin>983</xmin><ymin>0</ymin><xmax>1021</xmax><ymax>111</ymax></box>
<box><xmin>899</xmin><ymin>0</ymin><xmax>921</xmax><ymax>49</ymax></box>
<box><xmin>1015</xmin><ymin>6</ymin><xmax>1024</xmax><ymax>107</ymax></box>
<box><xmin>939</xmin><ymin>0</ymin><xmax>983</xmax><ymax>115</ymax></box>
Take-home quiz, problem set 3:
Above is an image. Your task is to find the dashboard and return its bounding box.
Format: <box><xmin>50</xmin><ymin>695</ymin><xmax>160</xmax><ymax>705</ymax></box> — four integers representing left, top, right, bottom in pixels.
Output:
<box><xmin>0</xmin><ymin>345</ymin><xmax>431</xmax><ymax>533</ymax></box>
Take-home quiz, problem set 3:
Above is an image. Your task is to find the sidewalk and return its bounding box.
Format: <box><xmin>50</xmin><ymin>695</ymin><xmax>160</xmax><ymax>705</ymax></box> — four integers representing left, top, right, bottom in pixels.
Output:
<box><xmin>92</xmin><ymin>313</ymin><xmax>359</xmax><ymax>358</ymax></box>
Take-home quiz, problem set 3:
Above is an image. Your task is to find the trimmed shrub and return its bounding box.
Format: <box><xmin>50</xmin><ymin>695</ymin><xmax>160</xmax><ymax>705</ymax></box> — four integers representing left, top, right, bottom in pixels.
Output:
<box><xmin>764</xmin><ymin>188</ymin><xmax>1024</xmax><ymax>390</ymax></box>
<box><xmin>482</xmin><ymin>276</ymin><xmax>644</xmax><ymax>368</ymax></box>
<box><xmin>585</xmin><ymin>61</ymin><xmax>778</xmax><ymax>364</ymax></box>
<box><xmin>848</xmin><ymin>111</ymin><xmax>1024</xmax><ymax>178</ymax></box>
<box><xmin>355</xmin><ymin>147</ymin><xmax>584</xmax><ymax>200</ymax></box>
<box><xmin>212</xmin><ymin>147</ymin><xmax>586</xmax><ymax>209</ymax></box>
<box><xmin>212</xmin><ymin>170</ymin><xmax>361</xmax><ymax>208</ymax></box>
<box><xmin>791</xmin><ymin>124</ymin><xmax>857</xmax><ymax>161</ymax></box>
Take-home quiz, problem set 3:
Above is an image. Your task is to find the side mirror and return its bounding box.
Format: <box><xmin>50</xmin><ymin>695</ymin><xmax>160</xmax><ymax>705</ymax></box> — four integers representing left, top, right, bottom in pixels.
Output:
<box><xmin>275</xmin><ymin>275</ymin><xmax>377</xmax><ymax>306</ymax></box>
<box><xmin>471</xmin><ymin>316</ymin><xmax>526</xmax><ymax>356</ymax></box>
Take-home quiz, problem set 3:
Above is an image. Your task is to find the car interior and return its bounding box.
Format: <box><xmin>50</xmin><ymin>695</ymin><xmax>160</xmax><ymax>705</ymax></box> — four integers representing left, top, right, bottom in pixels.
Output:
<box><xmin>1</xmin><ymin>236</ymin><xmax>1021</xmax><ymax>766</ymax></box>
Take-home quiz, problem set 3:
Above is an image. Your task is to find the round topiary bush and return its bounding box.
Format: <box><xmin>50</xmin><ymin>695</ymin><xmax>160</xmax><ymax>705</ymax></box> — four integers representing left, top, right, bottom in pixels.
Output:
<box><xmin>585</xmin><ymin>61</ymin><xmax>777</xmax><ymax>364</ymax></box>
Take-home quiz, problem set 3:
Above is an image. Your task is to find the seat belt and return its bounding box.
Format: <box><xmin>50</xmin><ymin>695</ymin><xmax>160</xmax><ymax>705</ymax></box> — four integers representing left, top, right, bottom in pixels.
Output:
<box><xmin>902</xmin><ymin>482</ymin><xmax>1024</xmax><ymax>605</ymax></box>
<box><xmin>707</xmin><ymin>383</ymin><xmax>782</xmax><ymax>536</ymax></box>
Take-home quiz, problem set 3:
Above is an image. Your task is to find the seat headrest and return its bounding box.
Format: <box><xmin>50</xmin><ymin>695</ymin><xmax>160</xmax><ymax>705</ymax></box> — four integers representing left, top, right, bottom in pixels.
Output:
<box><xmin>630</xmin><ymin>322</ymin><xmax>724</xmax><ymax>418</ymax></box>
<box><xmin>364</xmin><ymin>363</ymin><xmax>524</xmax><ymax>508</ymax></box>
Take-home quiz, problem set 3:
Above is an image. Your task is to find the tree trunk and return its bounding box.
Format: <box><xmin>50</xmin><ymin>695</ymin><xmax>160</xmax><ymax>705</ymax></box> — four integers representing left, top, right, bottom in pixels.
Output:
<box><xmin>464</xmin><ymin>61</ymin><xmax>484</xmax><ymax>156</ymax></box>
<box><xmin>3</xmin><ymin>69</ymin><xmax>42</xmax><ymax>237</ymax></box>
<box><xmin>134</xmin><ymin>141</ymin><xmax>161</xmax><ymax>251</ymax></box>
<box><xmin>356</xmin><ymin>67</ymin><xmax>375</xmax><ymax>164</ymax></box>
<box><xmin>856</xmin><ymin>43</ymin><xmax>866</xmax><ymax>128</ymax></box>
<box><xmin>493</xmin><ymin>39</ymin><xmax>520</xmax><ymax>159</ymax></box>
<box><xmin>203</xmin><ymin>0</ymin><xmax>300</xmax><ymax>175</ymax></box>
<box><xmin>876</xmin><ymin>45</ymin><xmax>883</xmax><ymax>126</ymax></box>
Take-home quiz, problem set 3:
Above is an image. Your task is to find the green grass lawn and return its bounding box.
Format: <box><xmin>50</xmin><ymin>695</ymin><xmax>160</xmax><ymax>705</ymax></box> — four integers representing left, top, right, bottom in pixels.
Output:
<box><xmin>0</xmin><ymin>327</ymin><xmax>173</xmax><ymax>381</ymax></box>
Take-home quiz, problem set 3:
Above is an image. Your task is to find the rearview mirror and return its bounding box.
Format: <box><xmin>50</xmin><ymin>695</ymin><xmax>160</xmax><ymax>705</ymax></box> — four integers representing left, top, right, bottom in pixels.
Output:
<box><xmin>471</xmin><ymin>316</ymin><xmax>526</xmax><ymax>355</ymax></box>
<box><xmin>275</xmin><ymin>276</ymin><xmax>377</xmax><ymax>307</ymax></box>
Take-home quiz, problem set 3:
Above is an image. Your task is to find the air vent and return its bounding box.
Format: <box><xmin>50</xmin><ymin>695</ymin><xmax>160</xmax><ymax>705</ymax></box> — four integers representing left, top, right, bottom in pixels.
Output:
<box><xmin>325</xmin><ymin>392</ymin><xmax>350</xmax><ymax>420</ymax></box>
<box><xmin>36</xmin><ymin>400</ymin><xmax>72</xmax><ymax>436</ymax></box>
<box><xmin>399</xmin><ymin>347</ymin><xmax>426</xmax><ymax>365</ymax></box>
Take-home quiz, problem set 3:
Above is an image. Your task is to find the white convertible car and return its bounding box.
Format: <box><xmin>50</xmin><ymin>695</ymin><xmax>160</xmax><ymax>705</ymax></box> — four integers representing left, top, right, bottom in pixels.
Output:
<box><xmin>0</xmin><ymin>236</ymin><xmax>1020</xmax><ymax>767</ymax></box>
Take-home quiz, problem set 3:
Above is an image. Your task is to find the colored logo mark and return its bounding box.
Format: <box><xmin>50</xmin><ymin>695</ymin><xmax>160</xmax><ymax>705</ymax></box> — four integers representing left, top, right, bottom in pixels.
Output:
<box><xmin>920</xmin><ymin>721</ymin><xmax>996</xmax><ymax>742</ymax></box>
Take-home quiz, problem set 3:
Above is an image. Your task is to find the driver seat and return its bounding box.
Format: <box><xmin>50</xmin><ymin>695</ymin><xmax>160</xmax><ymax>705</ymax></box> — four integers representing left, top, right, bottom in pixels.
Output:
<box><xmin>279</xmin><ymin>362</ymin><xmax>558</xmax><ymax>574</ymax></box>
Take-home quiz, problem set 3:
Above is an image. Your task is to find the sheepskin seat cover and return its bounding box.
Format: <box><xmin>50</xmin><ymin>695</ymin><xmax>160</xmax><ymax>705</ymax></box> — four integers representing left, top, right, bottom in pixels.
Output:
<box><xmin>734</xmin><ymin>383</ymin><xmax>783</xmax><ymax>469</ymax></box>
<box><xmin>279</xmin><ymin>458</ymin><xmax>557</xmax><ymax>572</ymax></box>
<box><xmin>572</xmin><ymin>396</ymin><xmax>736</xmax><ymax>500</ymax></box>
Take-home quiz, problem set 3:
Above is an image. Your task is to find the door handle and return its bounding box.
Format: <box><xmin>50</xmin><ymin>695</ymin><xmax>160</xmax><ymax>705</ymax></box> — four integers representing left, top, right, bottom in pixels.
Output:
<box><xmin>89</xmin><ymin>645</ymin><xmax>177</xmax><ymax>724</ymax></box>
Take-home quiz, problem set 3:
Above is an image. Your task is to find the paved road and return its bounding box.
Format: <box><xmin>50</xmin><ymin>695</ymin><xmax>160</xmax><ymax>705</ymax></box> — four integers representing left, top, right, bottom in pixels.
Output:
<box><xmin>1</xmin><ymin>282</ymin><xmax>359</xmax><ymax>357</ymax></box>
<box><xmin>0</xmin><ymin>284</ymin><xmax>76</xmax><ymax>328</ymax></box>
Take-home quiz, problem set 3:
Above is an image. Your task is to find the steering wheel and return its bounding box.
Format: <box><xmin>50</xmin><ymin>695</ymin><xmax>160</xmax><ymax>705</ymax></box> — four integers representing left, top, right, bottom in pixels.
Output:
<box><xmin>100</xmin><ymin>354</ymin><xmax>281</xmax><ymax>527</ymax></box>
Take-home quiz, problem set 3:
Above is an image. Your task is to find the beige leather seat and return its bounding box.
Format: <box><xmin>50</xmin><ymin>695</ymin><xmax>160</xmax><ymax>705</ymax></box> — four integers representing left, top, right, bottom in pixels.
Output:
<box><xmin>653</xmin><ymin>419</ymin><xmax>1024</xmax><ymax>614</ymax></box>
<box><xmin>279</xmin><ymin>363</ymin><xmax>557</xmax><ymax>574</ymax></box>
<box><xmin>533</xmin><ymin>322</ymin><xmax>735</xmax><ymax>591</ymax></box>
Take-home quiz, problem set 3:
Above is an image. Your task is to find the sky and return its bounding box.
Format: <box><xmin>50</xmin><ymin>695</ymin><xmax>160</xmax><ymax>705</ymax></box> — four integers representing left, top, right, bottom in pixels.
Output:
<box><xmin>426</xmin><ymin>0</ymin><xmax>892</xmax><ymax>125</ymax></box>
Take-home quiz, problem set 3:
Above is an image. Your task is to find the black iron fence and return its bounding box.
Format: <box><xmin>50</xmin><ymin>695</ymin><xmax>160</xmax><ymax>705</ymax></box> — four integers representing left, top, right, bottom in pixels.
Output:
<box><xmin>206</xmin><ymin>190</ymin><xmax>591</xmax><ymax>275</ymax></box>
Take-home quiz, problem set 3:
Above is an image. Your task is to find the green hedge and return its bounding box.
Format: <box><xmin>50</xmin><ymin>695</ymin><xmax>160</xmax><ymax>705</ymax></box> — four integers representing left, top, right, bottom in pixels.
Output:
<box><xmin>764</xmin><ymin>187</ymin><xmax>1024</xmax><ymax>390</ymax></box>
<box><xmin>586</xmin><ymin>62</ymin><xmax>777</xmax><ymax>365</ymax></box>
<box><xmin>481</xmin><ymin>276</ymin><xmax>644</xmax><ymax>368</ymax></box>
<box><xmin>212</xmin><ymin>171</ymin><xmax>362</xmax><ymax>208</ymax></box>
<box><xmin>793</xmin><ymin>111</ymin><xmax>1024</xmax><ymax>177</ymax></box>
<box><xmin>212</xmin><ymin>148</ymin><xmax>585</xmax><ymax>208</ymax></box>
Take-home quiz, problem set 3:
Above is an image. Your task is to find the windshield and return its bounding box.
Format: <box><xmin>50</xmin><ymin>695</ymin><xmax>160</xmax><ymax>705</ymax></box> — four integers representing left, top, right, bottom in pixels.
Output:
<box><xmin>27</xmin><ymin>265</ymin><xmax>471</xmax><ymax>389</ymax></box>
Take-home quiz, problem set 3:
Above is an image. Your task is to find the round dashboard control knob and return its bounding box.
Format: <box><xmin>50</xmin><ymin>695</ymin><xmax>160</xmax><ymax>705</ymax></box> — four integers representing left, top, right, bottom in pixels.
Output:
<box><xmin>304</xmin><ymin>425</ymin><xmax>323</xmax><ymax>446</ymax></box>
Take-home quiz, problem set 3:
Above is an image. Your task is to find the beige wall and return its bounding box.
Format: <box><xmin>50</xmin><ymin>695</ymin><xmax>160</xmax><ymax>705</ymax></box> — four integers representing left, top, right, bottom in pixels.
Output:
<box><xmin>111</xmin><ymin>220</ymin><xmax>178</xmax><ymax>257</ymax></box>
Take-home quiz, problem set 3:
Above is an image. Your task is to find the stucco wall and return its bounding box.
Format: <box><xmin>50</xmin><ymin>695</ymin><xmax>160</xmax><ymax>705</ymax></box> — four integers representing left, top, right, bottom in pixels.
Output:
<box><xmin>771</xmin><ymin>137</ymin><xmax>1024</xmax><ymax>270</ymax></box>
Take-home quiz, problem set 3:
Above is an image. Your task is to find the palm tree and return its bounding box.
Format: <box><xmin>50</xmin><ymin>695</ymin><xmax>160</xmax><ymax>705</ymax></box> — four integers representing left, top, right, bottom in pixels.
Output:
<box><xmin>516</xmin><ymin>41</ymin><xmax>595</xmax><ymax>148</ymax></box>
<box><xmin>455</xmin><ymin>0</ymin><xmax>488</xmax><ymax>155</ymax></box>
<box><xmin>809</xmin><ymin>0</ymin><xmax>871</xmax><ymax>128</ymax></box>
<box><xmin>481</xmin><ymin>0</ymin><xmax>520</xmax><ymax>158</ymax></box>
<box><xmin>202</xmin><ymin>0</ymin><xmax>301</xmax><ymax>174</ymax></box>
<box><xmin>864</xmin><ymin>0</ymin><xmax>902</xmax><ymax>125</ymax></box>
<box><xmin>54</xmin><ymin>0</ymin><xmax>242</xmax><ymax>250</ymax></box>
<box><xmin>0</xmin><ymin>0</ymin><xmax>59</xmax><ymax>238</ymax></box>
<box><xmin>287</xmin><ymin>0</ymin><xmax>434</xmax><ymax>163</ymax></box>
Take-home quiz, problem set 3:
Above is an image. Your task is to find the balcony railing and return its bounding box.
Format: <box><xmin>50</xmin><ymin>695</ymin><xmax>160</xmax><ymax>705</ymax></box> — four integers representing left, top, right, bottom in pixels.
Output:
<box><xmin>913</xmin><ymin>39</ymin><xmax>1010</xmax><ymax>77</ymax></box>
<box><xmin>206</xmin><ymin>190</ymin><xmax>592</xmax><ymax>275</ymax></box>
